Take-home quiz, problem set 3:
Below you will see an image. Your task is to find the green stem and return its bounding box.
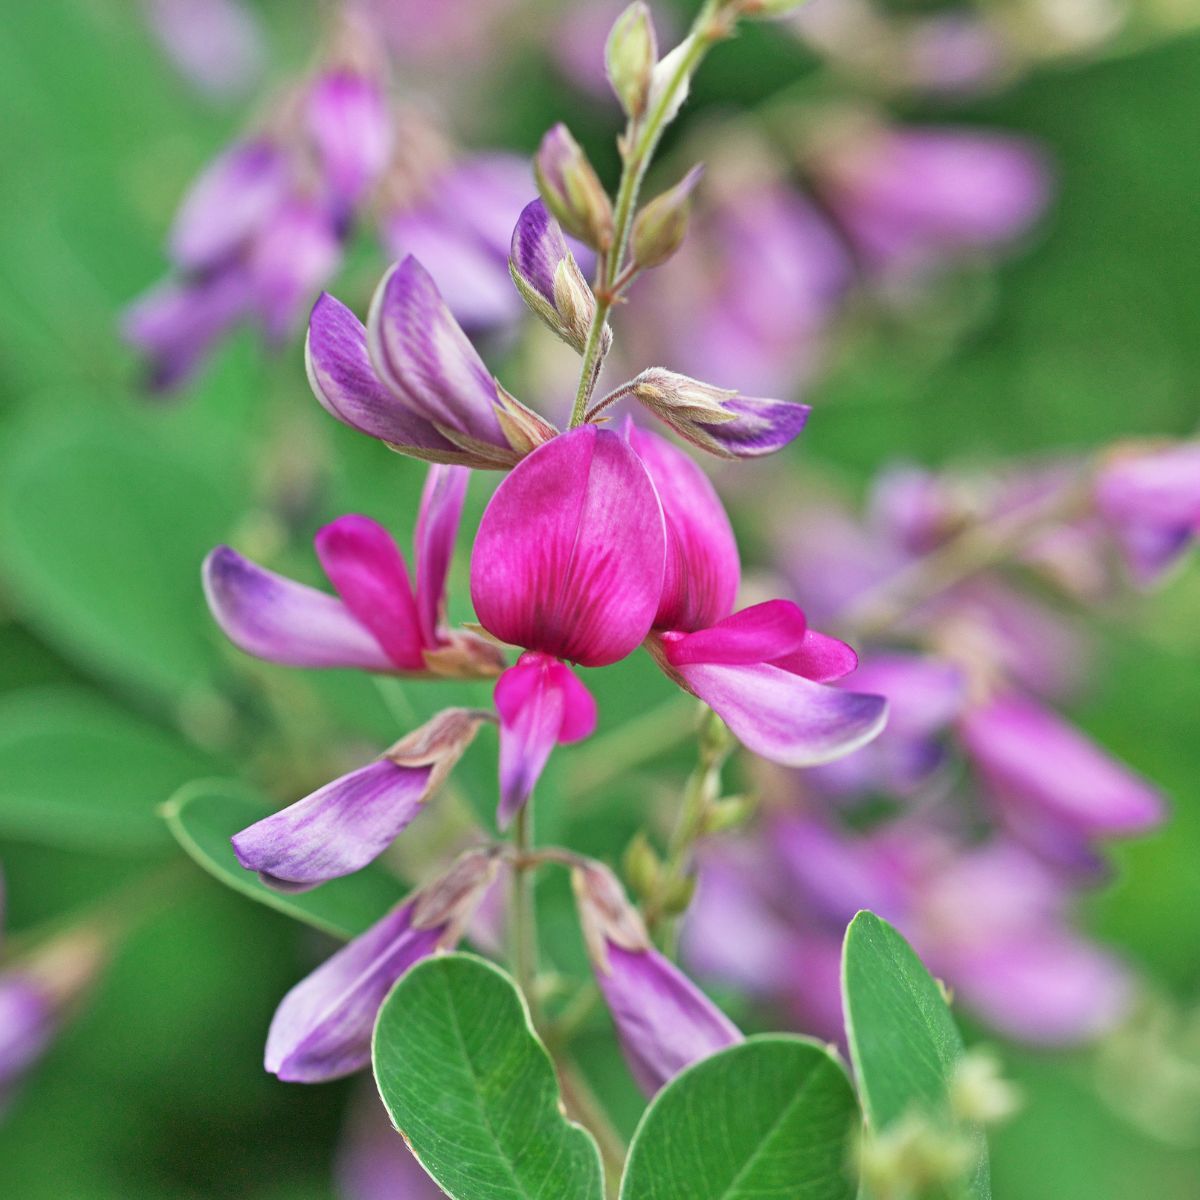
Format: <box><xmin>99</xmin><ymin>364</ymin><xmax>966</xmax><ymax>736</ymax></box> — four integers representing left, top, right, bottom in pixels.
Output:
<box><xmin>511</xmin><ymin>803</ymin><xmax>542</xmax><ymax>1029</ymax></box>
<box><xmin>558</xmin><ymin>1056</ymin><xmax>628</xmax><ymax>1197</ymax></box>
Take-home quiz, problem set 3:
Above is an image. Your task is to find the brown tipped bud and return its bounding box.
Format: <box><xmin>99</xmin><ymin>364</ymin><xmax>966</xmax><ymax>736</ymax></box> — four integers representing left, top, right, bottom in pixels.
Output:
<box><xmin>631</xmin><ymin>165</ymin><xmax>703</xmax><ymax>268</ymax></box>
<box><xmin>410</xmin><ymin>846</ymin><xmax>502</xmax><ymax>941</ymax></box>
<box><xmin>534</xmin><ymin>124</ymin><xmax>614</xmax><ymax>251</ymax></box>
<box><xmin>572</xmin><ymin>860</ymin><xmax>651</xmax><ymax>971</ymax></box>
<box><xmin>606</xmin><ymin>2</ymin><xmax>658</xmax><ymax>119</ymax></box>
<box><xmin>385</xmin><ymin>707</ymin><xmax>493</xmax><ymax>790</ymax></box>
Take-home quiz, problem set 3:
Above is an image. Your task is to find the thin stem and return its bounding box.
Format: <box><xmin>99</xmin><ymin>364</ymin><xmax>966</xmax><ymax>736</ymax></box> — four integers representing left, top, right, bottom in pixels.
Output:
<box><xmin>585</xmin><ymin>381</ymin><xmax>639</xmax><ymax>423</ymax></box>
<box><xmin>570</xmin><ymin>307</ymin><xmax>613</xmax><ymax>427</ymax></box>
<box><xmin>510</xmin><ymin>803</ymin><xmax>542</xmax><ymax>1029</ymax></box>
<box><xmin>558</xmin><ymin>1056</ymin><xmax>628</xmax><ymax>1197</ymax></box>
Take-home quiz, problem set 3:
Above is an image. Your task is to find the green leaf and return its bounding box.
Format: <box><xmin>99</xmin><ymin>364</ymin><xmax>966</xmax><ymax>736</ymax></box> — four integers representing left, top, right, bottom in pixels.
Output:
<box><xmin>0</xmin><ymin>686</ymin><xmax>214</xmax><ymax>851</ymax></box>
<box><xmin>0</xmin><ymin>410</ymin><xmax>240</xmax><ymax>701</ymax></box>
<box><xmin>162</xmin><ymin>779</ymin><xmax>406</xmax><ymax>939</ymax></box>
<box><xmin>841</xmin><ymin>911</ymin><xmax>990</xmax><ymax>1199</ymax></box>
<box><xmin>620</xmin><ymin>1035</ymin><xmax>859</xmax><ymax>1200</ymax></box>
<box><xmin>372</xmin><ymin>952</ymin><xmax>605</xmax><ymax>1200</ymax></box>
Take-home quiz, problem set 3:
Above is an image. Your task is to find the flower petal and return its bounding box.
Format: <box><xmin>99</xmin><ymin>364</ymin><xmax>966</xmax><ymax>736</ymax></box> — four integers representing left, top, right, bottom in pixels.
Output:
<box><xmin>662</xmin><ymin>654</ymin><xmax>888</xmax><ymax>767</ymax></box>
<box><xmin>510</xmin><ymin>198</ymin><xmax>568</xmax><ymax>306</ymax></box>
<box><xmin>314</xmin><ymin>515</ymin><xmax>425</xmax><ymax>670</ymax></box>
<box><xmin>596</xmin><ymin>943</ymin><xmax>743</xmax><ymax>1096</ymax></box>
<box><xmin>770</xmin><ymin>628</ymin><xmax>859</xmax><ymax>682</ymax></box>
<box><xmin>367</xmin><ymin>256</ymin><xmax>507</xmax><ymax>448</ymax></box>
<box><xmin>493</xmin><ymin>654</ymin><xmax>597</xmax><ymax>828</ymax></box>
<box><xmin>232</xmin><ymin>760</ymin><xmax>433</xmax><ymax>891</ymax></box>
<box><xmin>626</xmin><ymin>423</ymin><xmax>738</xmax><ymax>632</ymax></box>
<box><xmin>470</xmin><ymin>426</ymin><xmax>666</xmax><ymax>666</ymax></box>
<box><xmin>306</xmin><ymin>70</ymin><xmax>392</xmax><ymax>211</ymax></box>
<box><xmin>413</xmin><ymin>465</ymin><xmax>469</xmax><ymax>648</ymax></box>
<box><xmin>265</xmin><ymin>899</ymin><xmax>443</xmax><ymax>1082</ymax></box>
<box><xmin>960</xmin><ymin>694</ymin><xmax>1166</xmax><ymax>837</ymax></box>
<box><xmin>664</xmin><ymin>601</ymin><xmax>808</xmax><ymax>667</ymax></box>
<box><xmin>203</xmin><ymin>546</ymin><xmax>393</xmax><ymax>671</ymax></box>
<box><xmin>306</xmin><ymin>293</ymin><xmax>465</xmax><ymax>456</ymax></box>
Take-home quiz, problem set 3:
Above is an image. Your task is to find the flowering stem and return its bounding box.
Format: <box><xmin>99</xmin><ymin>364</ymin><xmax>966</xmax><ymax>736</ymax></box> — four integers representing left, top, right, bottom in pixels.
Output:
<box><xmin>585</xmin><ymin>381</ymin><xmax>639</xmax><ymax>423</ymax></box>
<box><xmin>511</xmin><ymin>803</ymin><xmax>542</xmax><ymax>1029</ymax></box>
<box><xmin>568</xmin><ymin>0</ymin><xmax>729</xmax><ymax>428</ymax></box>
<box><xmin>558</xmin><ymin>1056</ymin><xmax>627</xmax><ymax>1196</ymax></box>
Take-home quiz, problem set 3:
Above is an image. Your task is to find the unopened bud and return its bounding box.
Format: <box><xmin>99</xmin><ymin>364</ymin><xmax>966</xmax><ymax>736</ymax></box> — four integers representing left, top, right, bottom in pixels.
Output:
<box><xmin>623</xmin><ymin>832</ymin><xmax>662</xmax><ymax>901</ymax></box>
<box><xmin>660</xmin><ymin>873</ymin><xmax>697</xmax><ymax>918</ymax></box>
<box><xmin>534</xmin><ymin>124</ymin><xmax>614</xmax><ymax>251</ymax></box>
<box><xmin>606</xmin><ymin>2</ymin><xmax>658</xmax><ymax>119</ymax></box>
<box><xmin>631</xmin><ymin>165</ymin><xmax>703</xmax><ymax>268</ymax></box>
<box><xmin>950</xmin><ymin>1050</ymin><xmax>1023</xmax><ymax>1126</ymax></box>
<box><xmin>857</xmin><ymin>1111</ymin><xmax>976</xmax><ymax>1198</ymax></box>
<box><xmin>702</xmin><ymin>793</ymin><xmax>757</xmax><ymax>835</ymax></box>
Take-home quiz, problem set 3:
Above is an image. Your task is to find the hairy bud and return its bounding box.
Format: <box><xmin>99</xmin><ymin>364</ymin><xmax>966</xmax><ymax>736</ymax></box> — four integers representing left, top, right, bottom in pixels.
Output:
<box><xmin>534</xmin><ymin>124</ymin><xmax>614</xmax><ymax>251</ymax></box>
<box><xmin>606</xmin><ymin>2</ymin><xmax>658</xmax><ymax>119</ymax></box>
<box><xmin>631</xmin><ymin>165</ymin><xmax>703</xmax><ymax>268</ymax></box>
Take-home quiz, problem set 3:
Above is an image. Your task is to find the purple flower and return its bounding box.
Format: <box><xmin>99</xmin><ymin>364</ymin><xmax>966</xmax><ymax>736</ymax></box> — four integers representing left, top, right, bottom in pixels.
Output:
<box><xmin>336</xmin><ymin>1088</ymin><xmax>445</xmax><ymax>1200</ymax></box>
<box><xmin>0</xmin><ymin>974</ymin><xmax>54</xmax><ymax>1114</ymax></box>
<box><xmin>204</xmin><ymin>464</ymin><xmax>505</xmax><ymax>678</ymax></box>
<box><xmin>1095</xmin><ymin>441</ymin><xmax>1200</xmax><ymax>585</ymax></box>
<box><xmin>267</xmin><ymin>848</ymin><xmax>499</xmax><ymax>1083</ymax></box>
<box><xmin>574</xmin><ymin>860</ymin><xmax>742</xmax><ymax>1095</ymax></box>
<box><xmin>141</xmin><ymin>0</ymin><xmax>265</xmax><ymax>100</ymax></box>
<box><xmin>307</xmin><ymin>69</ymin><xmax>393</xmax><ymax>214</ymax></box>
<box><xmin>232</xmin><ymin>709</ymin><xmax>492</xmax><ymax>891</ymax></box>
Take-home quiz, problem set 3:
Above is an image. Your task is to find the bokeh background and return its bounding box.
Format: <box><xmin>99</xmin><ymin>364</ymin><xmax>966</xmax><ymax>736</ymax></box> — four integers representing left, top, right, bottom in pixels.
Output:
<box><xmin>1</xmin><ymin>1</ymin><xmax>1198</xmax><ymax>1196</ymax></box>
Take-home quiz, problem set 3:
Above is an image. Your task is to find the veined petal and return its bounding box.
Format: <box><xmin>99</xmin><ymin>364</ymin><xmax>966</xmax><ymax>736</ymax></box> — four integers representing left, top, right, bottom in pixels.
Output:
<box><xmin>626</xmin><ymin>423</ymin><xmax>738</xmax><ymax>632</ymax></box>
<box><xmin>510</xmin><ymin>198</ymin><xmax>568</xmax><ymax>305</ymax></box>
<box><xmin>265</xmin><ymin>899</ymin><xmax>443</xmax><ymax>1082</ymax></box>
<box><xmin>494</xmin><ymin>654</ymin><xmax>597</xmax><ymax>827</ymax></box>
<box><xmin>960</xmin><ymin>694</ymin><xmax>1165</xmax><ymax>837</ymax></box>
<box><xmin>470</xmin><ymin>426</ymin><xmax>666</xmax><ymax>666</ymax></box>
<box><xmin>314</xmin><ymin>516</ymin><xmax>425</xmax><ymax>670</ymax></box>
<box><xmin>597</xmin><ymin>943</ymin><xmax>743</xmax><ymax>1096</ymax></box>
<box><xmin>306</xmin><ymin>293</ymin><xmax>465</xmax><ymax>457</ymax></box>
<box><xmin>203</xmin><ymin>546</ymin><xmax>394</xmax><ymax>671</ymax></box>
<box><xmin>367</xmin><ymin>256</ymin><xmax>507</xmax><ymax>448</ymax></box>
<box><xmin>699</xmin><ymin>395</ymin><xmax>810</xmax><ymax>459</ymax></box>
<box><xmin>232</xmin><ymin>760</ymin><xmax>433</xmax><ymax>891</ymax></box>
<box><xmin>414</xmin><ymin>465</ymin><xmax>469</xmax><ymax>648</ymax></box>
<box><xmin>658</xmin><ymin>652</ymin><xmax>887</xmax><ymax>767</ymax></box>
<box><xmin>770</xmin><ymin>628</ymin><xmax>859</xmax><ymax>682</ymax></box>
<box><xmin>664</xmin><ymin>600</ymin><xmax>808</xmax><ymax>667</ymax></box>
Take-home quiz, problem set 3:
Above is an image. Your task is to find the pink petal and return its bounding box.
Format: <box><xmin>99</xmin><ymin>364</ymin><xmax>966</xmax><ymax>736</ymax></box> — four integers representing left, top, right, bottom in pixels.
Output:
<box><xmin>626</xmin><ymin>422</ymin><xmax>739</xmax><ymax>632</ymax></box>
<box><xmin>470</xmin><ymin>426</ymin><xmax>666</xmax><ymax>666</ymax></box>
<box><xmin>664</xmin><ymin>600</ymin><xmax>808</xmax><ymax>666</ymax></box>
<box><xmin>203</xmin><ymin>546</ymin><xmax>393</xmax><ymax>671</ymax></box>
<box><xmin>315</xmin><ymin>516</ymin><xmax>425</xmax><ymax>671</ymax></box>
<box><xmin>770</xmin><ymin>628</ymin><xmax>860</xmax><ymax>682</ymax></box>
<box><xmin>663</xmin><ymin>654</ymin><xmax>888</xmax><ymax>767</ymax></box>
<box><xmin>413</xmin><ymin>465</ymin><xmax>469</xmax><ymax>648</ymax></box>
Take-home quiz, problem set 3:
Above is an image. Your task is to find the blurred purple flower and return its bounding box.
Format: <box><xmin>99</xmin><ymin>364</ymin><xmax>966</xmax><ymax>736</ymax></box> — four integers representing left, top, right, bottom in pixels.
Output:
<box><xmin>336</xmin><ymin>1088</ymin><xmax>444</xmax><ymax>1200</ymax></box>
<box><xmin>141</xmin><ymin>0</ymin><xmax>265</xmax><ymax>100</ymax></box>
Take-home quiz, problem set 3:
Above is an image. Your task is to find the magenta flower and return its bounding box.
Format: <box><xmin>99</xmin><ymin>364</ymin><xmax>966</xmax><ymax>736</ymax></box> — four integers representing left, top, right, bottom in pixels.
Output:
<box><xmin>470</xmin><ymin>425</ymin><xmax>665</xmax><ymax>818</ymax></box>
<box><xmin>232</xmin><ymin>709</ymin><xmax>492</xmax><ymax>891</ymax></box>
<box><xmin>266</xmin><ymin>849</ymin><xmax>499</xmax><ymax>1082</ymax></box>
<box><xmin>574</xmin><ymin>861</ymin><xmax>742</xmax><ymax>1095</ymax></box>
<box><xmin>306</xmin><ymin>68</ymin><xmax>393</xmax><ymax>215</ymax></box>
<box><xmin>630</xmin><ymin>425</ymin><xmax>887</xmax><ymax>765</ymax></box>
<box><xmin>307</xmin><ymin>256</ymin><xmax>553</xmax><ymax>468</ymax></box>
<box><xmin>204</xmin><ymin>464</ymin><xmax>503</xmax><ymax>678</ymax></box>
<box><xmin>1095</xmin><ymin>441</ymin><xmax>1200</xmax><ymax>585</ymax></box>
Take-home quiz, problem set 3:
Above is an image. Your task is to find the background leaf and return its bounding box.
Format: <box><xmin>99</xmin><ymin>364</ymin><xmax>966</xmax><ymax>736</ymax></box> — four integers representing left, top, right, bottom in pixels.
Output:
<box><xmin>372</xmin><ymin>952</ymin><xmax>606</xmax><ymax>1200</ymax></box>
<box><xmin>0</xmin><ymin>685</ymin><xmax>214</xmax><ymax>851</ymax></box>
<box><xmin>162</xmin><ymin>778</ymin><xmax>406</xmax><ymax>939</ymax></box>
<box><xmin>619</xmin><ymin>1035</ymin><xmax>859</xmax><ymax>1200</ymax></box>
<box><xmin>842</xmin><ymin>911</ymin><xmax>989</xmax><ymax>1199</ymax></box>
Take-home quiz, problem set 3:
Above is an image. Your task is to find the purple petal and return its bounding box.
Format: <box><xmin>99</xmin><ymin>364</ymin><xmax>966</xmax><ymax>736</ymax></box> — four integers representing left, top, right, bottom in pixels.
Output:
<box><xmin>305</xmin><ymin>293</ymin><xmax>464</xmax><ymax>456</ymax></box>
<box><xmin>847</xmin><ymin>654</ymin><xmax>967</xmax><ymax>736</ymax></box>
<box><xmin>696</xmin><ymin>395</ymin><xmax>811</xmax><ymax>459</ymax></box>
<box><xmin>770</xmin><ymin>628</ymin><xmax>859</xmax><ymax>683</ymax></box>
<box><xmin>470</xmin><ymin>426</ymin><xmax>666</xmax><ymax>666</ymax></box>
<box><xmin>306</xmin><ymin>70</ymin><xmax>392</xmax><ymax>211</ymax></box>
<box><xmin>203</xmin><ymin>546</ymin><xmax>394</xmax><ymax>671</ymax></box>
<box><xmin>231</xmin><ymin>760</ymin><xmax>432</xmax><ymax>890</ymax></box>
<box><xmin>265</xmin><ymin>899</ymin><xmax>443</xmax><ymax>1082</ymax></box>
<box><xmin>626</xmin><ymin>423</ymin><xmax>739</xmax><ymax>632</ymax></box>
<box><xmin>335</xmin><ymin>1089</ymin><xmax>447</xmax><ymax>1200</ymax></box>
<box><xmin>168</xmin><ymin>137</ymin><xmax>289</xmax><ymax>271</ymax></box>
<box><xmin>414</xmin><ymin>465</ymin><xmax>469</xmax><ymax>648</ymax></box>
<box><xmin>596</xmin><ymin>943</ymin><xmax>743</xmax><ymax>1096</ymax></box>
<box><xmin>0</xmin><ymin>974</ymin><xmax>54</xmax><ymax>1102</ymax></box>
<box><xmin>665</xmin><ymin>601</ymin><xmax>808</xmax><ymax>666</ymax></box>
<box><xmin>367</xmin><ymin>257</ymin><xmax>507</xmax><ymax>448</ymax></box>
<box><xmin>661</xmin><ymin>653</ymin><xmax>888</xmax><ymax>767</ymax></box>
<box><xmin>510</xmin><ymin>198</ymin><xmax>568</xmax><ymax>305</ymax></box>
<box><xmin>960</xmin><ymin>694</ymin><xmax>1166</xmax><ymax>838</ymax></box>
<box><xmin>494</xmin><ymin>654</ymin><xmax>597</xmax><ymax>827</ymax></box>
<box><xmin>314</xmin><ymin>515</ymin><xmax>425</xmax><ymax>670</ymax></box>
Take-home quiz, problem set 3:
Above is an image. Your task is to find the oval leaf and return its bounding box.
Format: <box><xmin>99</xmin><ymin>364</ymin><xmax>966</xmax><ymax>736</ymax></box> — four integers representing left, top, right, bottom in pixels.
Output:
<box><xmin>372</xmin><ymin>952</ymin><xmax>606</xmax><ymax>1200</ymax></box>
<box><xmin>620</xmin><ymin>1035</ymin><xmax>858</xmax><ymax>1200</ymax></box>
<box><xmin>162</xmin><ymin>779</ymin><xmax>406</xmax><ymax>939</ymax></box>
<box><xmin>0</xmin><ymin>686</ymin><xmax>214</xmax><ymax>851</ymax></box>
<box><xmin>841</xmin><ymin>911</ymin><xmax>990</xmax><ymax>1198</ymax></box>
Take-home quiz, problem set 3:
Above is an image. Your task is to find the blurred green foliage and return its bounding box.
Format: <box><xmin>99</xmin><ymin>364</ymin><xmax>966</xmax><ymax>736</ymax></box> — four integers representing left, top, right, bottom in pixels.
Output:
<box><xmin>0</xmin><ymin>2</ymin><xmax>1197</xmax><ymax>1197</ymax></box>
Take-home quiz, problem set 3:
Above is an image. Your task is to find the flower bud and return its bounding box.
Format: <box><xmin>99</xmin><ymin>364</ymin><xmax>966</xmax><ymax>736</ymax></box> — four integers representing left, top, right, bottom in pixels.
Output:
<box><xmin>534</xmin><ymin>124</ymin><xmax>614</xmax><ymax>251</ymax></box>
<box><xmin>631</xmin><ymin>165</ymin><xmax>703</xmax><ymax>268</ymax></box>
<box><xmin>623</xmin><ymin>831</ymin><xmax>662</xmax><ymax>901</ymax></box>
<box><xmin>856</xmin><ymin>1112</ymin><xmax>976</xmax><ymax>1198</ymax></box>
<box><xmin>606</xmin><ymin>2</ymin><xmax>658</xmax><ymax>119</ymax></box>
<box><xmin>950</xmin><ymin>1050</ymin><xmax>1022</xmax><ymax>1125</ymax></box>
